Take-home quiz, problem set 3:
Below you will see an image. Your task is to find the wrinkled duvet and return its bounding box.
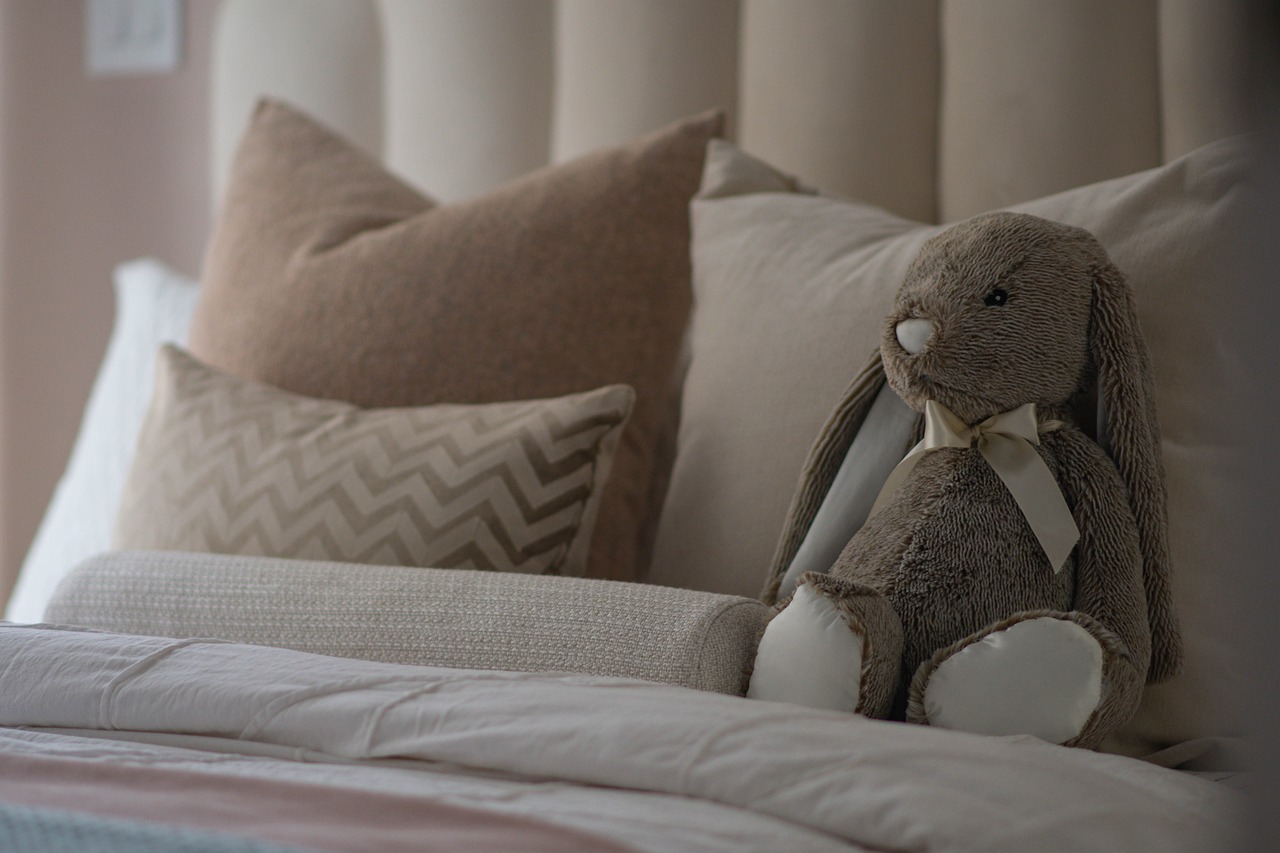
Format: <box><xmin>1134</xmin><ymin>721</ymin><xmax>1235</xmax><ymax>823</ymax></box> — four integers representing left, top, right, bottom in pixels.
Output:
<box><xmin>0</xmin><ymin>624</ymin><xmax>1238</xmax><ymax>852</ymax></box>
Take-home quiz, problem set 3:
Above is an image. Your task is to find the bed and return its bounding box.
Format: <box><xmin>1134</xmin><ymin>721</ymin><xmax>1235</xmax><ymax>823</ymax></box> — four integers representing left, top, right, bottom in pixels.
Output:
<box><xmin>0</xmin><ymin>1</ymin><xmax>1252</xmax><ymax>850</ymax></box>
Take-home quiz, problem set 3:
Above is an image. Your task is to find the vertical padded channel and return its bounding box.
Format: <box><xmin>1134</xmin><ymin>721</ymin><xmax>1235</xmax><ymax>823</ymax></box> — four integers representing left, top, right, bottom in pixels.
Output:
<box><xmin>1159</xmin><ymin>0</ymin><xmax>1250</xmax><ymax>161</ymax></box>
<box><xmin>551</xmin><ymin>0</ymin><xmax>739</xmax><ymax>162</ymax></box>
<box><xmin>211</xmin><ymin>0</ymin><xmax>383</xmax><ymax>210</ymax></box>
<box><xmin>939</xmin><ymin>0</ymin><xmax>1162</xmax><ymax>222</ymax></box>
<box><xmin>381</xmin><ymin>0</ymin><xmax>553</xmax><ymax>201</ymax></box>
<box><xmin>738</xmin><ymin>0</ymin><xmax>940</xmax><ymax>223</ymax></box>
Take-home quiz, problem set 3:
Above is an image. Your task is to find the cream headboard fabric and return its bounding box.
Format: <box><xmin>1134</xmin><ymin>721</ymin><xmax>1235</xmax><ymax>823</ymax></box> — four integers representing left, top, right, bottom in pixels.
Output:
<box><xmin>211</xmin><ymin>0</ymin><xmax>1246</xmax><ymax>223</ymax></box>
<box><xmin>178</xmin><ymin>0</ymin><xmax>1254</xmax><ymax>758</ymax></box>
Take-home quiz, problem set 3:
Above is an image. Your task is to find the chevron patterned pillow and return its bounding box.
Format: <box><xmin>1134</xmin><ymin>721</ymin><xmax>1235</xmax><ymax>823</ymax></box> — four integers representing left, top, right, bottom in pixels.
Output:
<box><xmin>113</xmin><ymin>346</ymin><xmax>633</xmax><ymax>575</ymax></box>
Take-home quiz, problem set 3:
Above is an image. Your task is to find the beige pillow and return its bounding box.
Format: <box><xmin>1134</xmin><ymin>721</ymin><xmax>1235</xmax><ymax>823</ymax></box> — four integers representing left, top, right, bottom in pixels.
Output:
<box><xmin>114</xmin><ymin>346</ymin><xmax>633</xmax><ymax>576</ymax></box>
<box><xmin>650</xmin><ymin>137</ymin><xmax>1248</xmax><ymax>756</ymax></box>
<box><xmin>191</xmin><ymin>99</ymin><xmax>722</xmax><ymax>583</ymax></box>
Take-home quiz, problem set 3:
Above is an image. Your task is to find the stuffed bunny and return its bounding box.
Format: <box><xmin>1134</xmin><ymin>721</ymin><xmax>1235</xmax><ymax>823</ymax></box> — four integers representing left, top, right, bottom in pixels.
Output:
<box><xmin>748</xmin><ymin>212</ymin><xmax>1180</xmax><ymax>749</ymax></box>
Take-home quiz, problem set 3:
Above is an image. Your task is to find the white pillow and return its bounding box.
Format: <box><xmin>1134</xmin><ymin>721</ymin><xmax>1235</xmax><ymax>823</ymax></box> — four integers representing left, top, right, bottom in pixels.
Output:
<box><xmin>5</xmin><ymin>259</ymin><xmax>198</xmax><ymax>623</ymax></box>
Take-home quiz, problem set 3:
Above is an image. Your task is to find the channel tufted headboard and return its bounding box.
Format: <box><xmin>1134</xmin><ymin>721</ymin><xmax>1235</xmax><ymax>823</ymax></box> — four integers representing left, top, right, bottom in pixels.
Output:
<box><xmin>7</xmin><ymin>0</ymin><xmax>1250</xmax><ymax>740</ymax></box>
<box><xmin>210</xmin><ymin>0</ymin><xmax>1247</xmax><ymax>225</ymax></box>
<box><xmin>181</xmin><ymin>1</ymin><xmax>1254</xmax><ymax>759</ymax></box>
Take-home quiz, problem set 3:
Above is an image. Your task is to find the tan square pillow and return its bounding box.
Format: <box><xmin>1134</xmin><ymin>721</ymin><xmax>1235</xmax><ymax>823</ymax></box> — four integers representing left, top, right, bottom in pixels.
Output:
<box><xmin>191</xmin><ymin>99</ymin><xmax>722</xmax><ymax>582</ymax></box>
<box><xmin>650</xmin><ymin>138</ymin><xmax>1249</xmax><ymax>756</ymax></box>
<box><xmin>114</xmin><ymin>346</ymin><xmax>633</xmax><ymax>576</ymax></box>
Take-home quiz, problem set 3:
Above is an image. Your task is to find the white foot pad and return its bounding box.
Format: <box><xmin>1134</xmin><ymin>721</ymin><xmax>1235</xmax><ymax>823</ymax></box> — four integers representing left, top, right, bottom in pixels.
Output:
<box><xmin>747</xmin><ymin>584</ymin><xmax>863</xmax><ymax>713</ymax></box>
<box><xmin>922</xmin><ymin>616</ymin><xmax>1103</xmax><ymax>744</ymax></box>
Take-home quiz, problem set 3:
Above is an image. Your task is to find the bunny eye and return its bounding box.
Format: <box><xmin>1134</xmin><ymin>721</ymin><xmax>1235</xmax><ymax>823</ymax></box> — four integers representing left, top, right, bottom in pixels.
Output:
<box><xmin>983</xmin><ymin>288</ymin><xmax>1009</xmax><ymax>307</ymax></box>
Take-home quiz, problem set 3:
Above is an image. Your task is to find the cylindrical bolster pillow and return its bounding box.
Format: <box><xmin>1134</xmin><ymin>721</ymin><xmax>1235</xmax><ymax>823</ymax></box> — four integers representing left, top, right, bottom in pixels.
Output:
<box><xmin>44</xmin><ymin>551</ymin><xmax>771</xmax><ymax>695</ymax></box>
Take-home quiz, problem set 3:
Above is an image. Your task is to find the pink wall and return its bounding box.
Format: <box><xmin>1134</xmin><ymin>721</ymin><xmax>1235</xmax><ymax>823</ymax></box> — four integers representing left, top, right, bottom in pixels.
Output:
<box><xmin>0</xmin><ymin>0</ymin><xmax>217</xmax><ymax>605</ymax></box>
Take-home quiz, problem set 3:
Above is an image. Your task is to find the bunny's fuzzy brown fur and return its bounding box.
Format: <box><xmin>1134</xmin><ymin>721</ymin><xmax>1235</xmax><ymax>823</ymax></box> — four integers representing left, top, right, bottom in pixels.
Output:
<box><xmin>761</xmin><ymin>211</ymin><xmax>1179</xmax><ymax>748</ymax></box>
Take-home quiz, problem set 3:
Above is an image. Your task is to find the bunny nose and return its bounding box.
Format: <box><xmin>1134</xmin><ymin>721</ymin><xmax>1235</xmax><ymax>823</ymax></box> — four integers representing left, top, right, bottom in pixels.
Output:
<box><xmin>895</xmin><ymin>318</ymin><xmax>935</xmax><ymax>355</ymax></box>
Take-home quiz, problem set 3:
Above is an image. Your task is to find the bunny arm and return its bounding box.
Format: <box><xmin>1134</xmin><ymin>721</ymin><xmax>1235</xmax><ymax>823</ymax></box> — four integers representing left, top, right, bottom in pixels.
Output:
<box><xmin>901</xmin><ymin>430</ymin><xmax>1150</xmax><ymax>748</ymax></box>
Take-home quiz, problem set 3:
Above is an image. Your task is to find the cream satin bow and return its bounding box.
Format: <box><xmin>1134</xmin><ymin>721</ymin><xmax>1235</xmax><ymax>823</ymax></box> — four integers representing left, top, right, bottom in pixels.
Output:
<box><xmin>870</xmin><ymin>400</ymin><xmax>1080</xmax><ymax>573</ymax></box>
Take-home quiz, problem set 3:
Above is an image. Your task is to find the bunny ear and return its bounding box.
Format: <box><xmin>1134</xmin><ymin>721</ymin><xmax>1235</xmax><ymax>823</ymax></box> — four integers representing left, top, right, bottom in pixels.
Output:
<box><xmin>762</xmin><ymin>351</ymin><xmax>920</xmax><ymax>603</ymax></box>
<box><xmin>1092</xmin><ymin>261</ymin><xmax>1182</xmax><ymax>683</ymax></box>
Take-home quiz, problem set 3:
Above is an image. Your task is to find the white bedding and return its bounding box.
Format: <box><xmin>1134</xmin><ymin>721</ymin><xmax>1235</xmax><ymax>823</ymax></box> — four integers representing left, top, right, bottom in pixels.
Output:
<box><xmin>0</xmin><ymin>624</ymin><xmax>1238</xmax><ymax>852</ymax></box>
<box><xmin>0</xmin><ymin>728</ymin><xmax>854</xmax><ymax>853</ymax></box>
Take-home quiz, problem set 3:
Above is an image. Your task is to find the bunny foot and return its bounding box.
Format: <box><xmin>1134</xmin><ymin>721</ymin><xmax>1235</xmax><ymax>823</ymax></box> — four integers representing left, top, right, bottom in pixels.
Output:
<box><xmin>748</xmin><ymin>574</ymin><xmax>902</xmax><ymax>716</ymax></box>
<box><xmin>908</xmin><ymin>614</ymin><xmax>1104</xmax><ymax>744</ymax></box>
<box><xmin>747</xmin><ymin>583</ymin><xmax>864</xmax><ymax>713</ymax></box>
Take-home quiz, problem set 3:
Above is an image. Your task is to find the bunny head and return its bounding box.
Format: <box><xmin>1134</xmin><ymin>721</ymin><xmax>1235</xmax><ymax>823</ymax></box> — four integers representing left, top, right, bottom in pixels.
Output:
<box><xmin>881</xmin><ymin>212</ymin><xmax>1104</xmax><ymax>425</ymax></box>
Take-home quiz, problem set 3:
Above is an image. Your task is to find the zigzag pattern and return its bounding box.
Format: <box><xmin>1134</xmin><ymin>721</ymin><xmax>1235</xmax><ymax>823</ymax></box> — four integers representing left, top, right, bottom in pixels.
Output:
<box><xmin>114</xmin><ymin>347</ymin><xmax>633</xmax><ymax>575</ymax></box>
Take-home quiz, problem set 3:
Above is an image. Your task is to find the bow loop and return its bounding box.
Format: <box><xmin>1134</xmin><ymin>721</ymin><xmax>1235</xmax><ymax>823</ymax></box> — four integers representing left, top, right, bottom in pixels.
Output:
<box><xmin>870</xmin><ymin>400</ymin><xmax>1079</xmax><ymax>573</ymax></box>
